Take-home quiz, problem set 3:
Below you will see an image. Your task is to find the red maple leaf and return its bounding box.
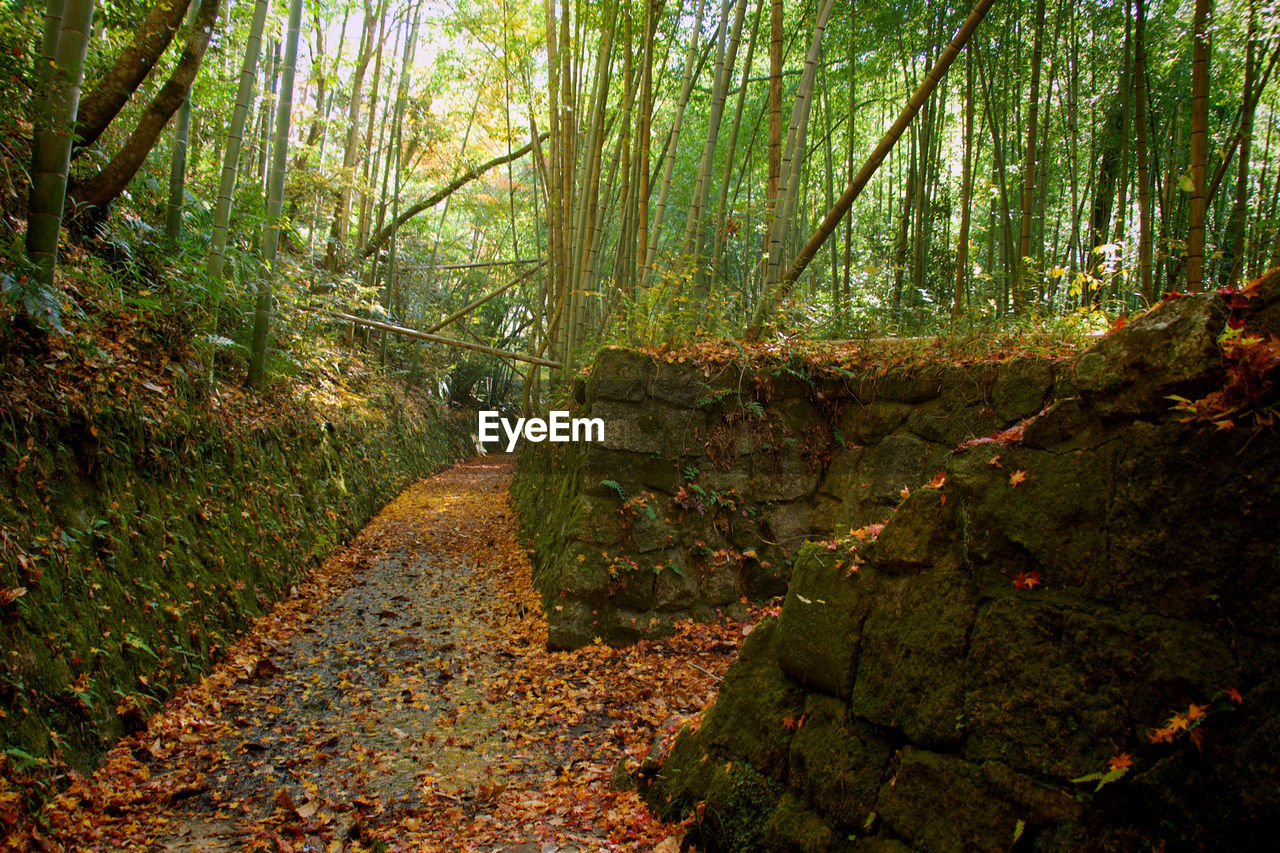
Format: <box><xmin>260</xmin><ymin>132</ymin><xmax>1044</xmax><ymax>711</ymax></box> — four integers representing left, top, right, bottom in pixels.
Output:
<box><xmin>1107</xmin><ymin>752</ymin><xmax>1133</xmax><ymax>771</ymax></box>
<box><xmin>1012</xmin><ymin>571</ymin><xmax>1041</xmax><ymax>590</ymax></box>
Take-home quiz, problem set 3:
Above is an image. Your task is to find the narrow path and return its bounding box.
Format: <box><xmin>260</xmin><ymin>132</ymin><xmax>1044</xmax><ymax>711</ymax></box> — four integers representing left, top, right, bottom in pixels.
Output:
<box><xmin>39</xmin><ymin>456</ymin><xmax>762</xmax><ymax>852</ymax></box>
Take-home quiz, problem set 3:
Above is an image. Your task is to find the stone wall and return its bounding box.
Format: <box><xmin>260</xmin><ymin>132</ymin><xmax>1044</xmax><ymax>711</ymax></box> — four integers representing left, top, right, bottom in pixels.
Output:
<box><xmin>513</xmin><ymin>344</ymin><xmax>1068</xmax><ymax>650</ymax></box>
<box><xmin>636</xmin><ymin>283</ymin><xmax>1280</xmax><ymax>850</ymax></box>
<box><xmin>1</xmin><ymin>386</ymin><xmax>472</xmax><ymax>771</ymax></box>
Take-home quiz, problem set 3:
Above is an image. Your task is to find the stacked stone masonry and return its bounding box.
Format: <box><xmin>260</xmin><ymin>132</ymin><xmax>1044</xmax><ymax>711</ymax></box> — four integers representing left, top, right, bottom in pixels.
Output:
<box><xmin>513</xmin><ymin>271</ymin><xmax>1280</xmax><ymax>850</ymax></box>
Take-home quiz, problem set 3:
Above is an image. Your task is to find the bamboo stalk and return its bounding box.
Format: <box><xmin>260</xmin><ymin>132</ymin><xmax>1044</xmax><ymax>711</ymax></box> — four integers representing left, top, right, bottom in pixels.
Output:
<box><xmin>314</xmin><ymin>310</ymin><xmax>564</xmax><ymax>369</ymax></box>
<box><xmin>424</xmin><ymin>262</ymin><xmax>547</xmax><ymax>334</ymax></box>
<box><xmin>747</xmin><ymin>0</ymin><xmax>998</xmax><ymax>339</ymax></box>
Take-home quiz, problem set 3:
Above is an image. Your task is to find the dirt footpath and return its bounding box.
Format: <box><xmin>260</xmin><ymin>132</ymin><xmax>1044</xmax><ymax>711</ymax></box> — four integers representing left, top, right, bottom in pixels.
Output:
<box><xmin>33</xmin><ymin>456</ymin><xmax>762</xmax><ymax>852</ymax></box>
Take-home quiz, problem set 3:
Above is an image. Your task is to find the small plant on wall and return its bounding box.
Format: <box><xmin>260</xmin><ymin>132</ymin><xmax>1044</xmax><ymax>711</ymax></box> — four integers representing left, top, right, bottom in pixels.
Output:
<box><xmin>606</xmin><ymin>555</ymin><xmax>642</xmax><ymax>596</ymax></box>
<box><xmin>618</xmin><ymin>492</ymin><xmax>658</xmax><ymax>538</ymax></box>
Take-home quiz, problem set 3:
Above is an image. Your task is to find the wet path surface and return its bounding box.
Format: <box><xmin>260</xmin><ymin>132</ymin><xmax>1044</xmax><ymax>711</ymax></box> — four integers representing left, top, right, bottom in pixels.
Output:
<box><xmin>39</xmin><ymin>456</ymin><xmax>759</xmax><ymax>852</ymax></box>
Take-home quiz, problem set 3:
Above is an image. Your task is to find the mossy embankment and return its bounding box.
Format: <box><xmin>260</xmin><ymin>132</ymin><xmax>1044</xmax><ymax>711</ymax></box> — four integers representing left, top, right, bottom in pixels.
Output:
<box><xmin>0</xmin><ymin>311</ymin><xmax>472</xmax><ymax>774</ymax></box>
<box><xmin>638</xmin><ymin>281</ymin><xmax>1280</xmax><ymax>850</ymax></box>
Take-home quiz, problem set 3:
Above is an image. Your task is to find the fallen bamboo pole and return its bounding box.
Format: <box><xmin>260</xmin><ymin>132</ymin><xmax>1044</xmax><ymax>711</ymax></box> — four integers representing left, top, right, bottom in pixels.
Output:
<box><xmin>310</xmin><ymin>308</ymin><xmax>563</xmax><ymax>369</ymax></box>
<box><xmin>424</xmin><ymin>261</ymin><xmax>546</xmax><ymax>334</ymax></box>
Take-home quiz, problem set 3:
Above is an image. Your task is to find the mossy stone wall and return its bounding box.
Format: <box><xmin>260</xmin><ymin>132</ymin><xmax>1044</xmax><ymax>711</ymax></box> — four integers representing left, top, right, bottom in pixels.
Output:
<box><xmin>641</xmin><ymin>290</ymin><xmax>1280</xmax><ymax>851</ymax></box>
<box><xmin>513</xmin><ymin>347</ymin><xmax>1065</xmax><ymax>650</ymax></box>
<box><xmin>1</xmin><ymin>387</ymin><xmax>470</xmax><ymax>771</ymax></box>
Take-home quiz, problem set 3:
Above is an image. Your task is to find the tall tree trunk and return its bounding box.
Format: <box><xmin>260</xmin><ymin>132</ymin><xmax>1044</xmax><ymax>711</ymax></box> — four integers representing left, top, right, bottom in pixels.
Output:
<box><xmin>767</xmin><ymin>0</ymin><xmax>782</xmax><ymax>230</ymax></box>
<box><xmin>26</xmin><ymin>0</ymin><xmax>95</xmax><ymax>290</ymax></box>
<box><xmin>381</xmin><ymin>0</ymin><xmax>424</xmax><ymax>366</ymax></box>
<box><xmin>1185</xmin><ymin>0</ymin><xmax>1211</xmax><ymax>293</ymax></box>
<box><xmin>977</xmin><ymin>42</ymin><xmax>1016</xmax><ymax>306</ymax></box>
<box><xmin>764</xmin><ymin>0</ymin><xmax>837</xmax><ymax>289</ymax></box>
<box><xmin>68</xmin><ymin>0</ymin><xmax>219</xmax><ymax>231</ymax></box>
<box><xmin>164</xmin><ymin>0</ymin><xmax>202</xmax><ymax>246</ymax></box>
<box><xmin>255</xmin><ymin>41</ymin><xmax>278</xmax><ymax>193</ymax></box>
<box><xmin>680</xmin><ymin>0</ymin><xmax>747</xmax><ymax>272</ymax></box>
<box><xmin>891</xmin><ymin>132</ymin><xmax>916</xmax><ymax>308</ymax></box>
<box><xmin>842</xmin><ymin>19</ymin><xmax>855</xmax><ymax>312</ymax></box>
<box><xmin>611</xmin><ymin>4</ymin><xmax>638</xmax><ymax>296</ymax></box>
<box><xmin>305</xmin><ymin>8</ymin><xmax>347</xmax><ymax>256</ymax></box>
<box><xmin>249</xmin><ymin>0</ymin><xmax>304</xmax><ymax>387</ymax></box>
<box><xmin>72</xmin><ymin>0</ymin><xmax>190</xmax><ymax>156</ymax></box>
<box><xmin>299</xmin><ymin>11</ymin><xmax>330</xmax><ymax>157</ymax></box>
<box><xmin>1086</xmin><ymin>105</ymin><xmax>1123</xmax><ymax>306</ymax></box>
<box><xmin>356</xmin><ymin>8</ymin><xmax>388</xmax><ymax>248</ymax></box>
<box><xmin>954</xmin><ymin>46</ymin><xmax>976</xmax><ymax>320</ymax></box>
<box><xmin>1015</xmin><ymin>0</ymin><xmax>1047</xmax><ymax>307</ymax></box>
<box><xmin>710</xmin><ymin>0</ymin><xmax>763</xmax><ymax>287</ymax></box>
<box><xmin>642</xmin><ymin>0</ymin><xmax>707</xmax><ymax>284</ymax></box>
<box><xmin>206</xmin><ymin>0</ymin><xmax>270</xmax><ymax>281</ymax></box>
<box><xmin>1227</xmin><ymin>1</ymin><xmax>1258</xmax><ymax>287</ymax></box>
<box><xmin>1109</xmin><ymin>1</ymin><xmax>1133</xmax><ymax>303</ymax></box>
<box><xmin>36</xmin><ymin>0</ymin><xmax>64</xmax><ymax>102</ymax></box>
<box><xmin>1134</xmin><ymin>0</ymin><xmax>1154</xmax><ymax>301</ymax></box>
<box><xmin>571</xmin><ymin>13</ymin><xmax>615</xmax><ymax>346</ymax></box>
<box><xmin>634</xmin><ymin>0</ymin><xmax>660</xmax><ymax>292</ymax></box>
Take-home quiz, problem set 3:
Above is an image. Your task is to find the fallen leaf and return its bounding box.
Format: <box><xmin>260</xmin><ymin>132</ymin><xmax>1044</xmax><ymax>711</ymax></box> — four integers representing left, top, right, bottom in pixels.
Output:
<box><xmin>1012</xmin><ymin>571</ymin><xmax>1041</xmax><ymax>590</ymax></box>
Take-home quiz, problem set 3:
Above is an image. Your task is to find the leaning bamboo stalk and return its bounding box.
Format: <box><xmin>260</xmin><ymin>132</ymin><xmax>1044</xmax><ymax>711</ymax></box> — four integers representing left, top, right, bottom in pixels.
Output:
<box><xmin>747</xmin><ymin>0</ymin><xmax>997</xmax><ymax>339</ymax></box>
<box><xmin>316</xmin><ymin>310</ymin><xmax>563</xmax><ymax>369</ymax></box>
<box><xmin>425</xmin><ymin>263</ymin><xmax>547</xmax><ymax>334</ymax></box>
<box><xmin>358</xmin><ymin>134</ymin><xmax>547</xmax><ymax>260</ymax></box>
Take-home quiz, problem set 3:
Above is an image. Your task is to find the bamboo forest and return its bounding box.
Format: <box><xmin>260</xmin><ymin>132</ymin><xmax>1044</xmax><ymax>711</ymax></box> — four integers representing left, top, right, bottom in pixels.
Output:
<box><xmin>3</xmin><ymin>0</ymin><xmax>1280</xmax><ymax>849</ymax></box>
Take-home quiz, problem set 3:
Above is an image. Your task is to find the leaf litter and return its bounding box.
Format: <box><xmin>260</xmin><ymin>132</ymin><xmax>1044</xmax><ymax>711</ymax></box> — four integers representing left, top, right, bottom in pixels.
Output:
<box><xmin>24</xmin><ymin>456</ymin><xmax>770</xmax><ymax>852</ymax></box>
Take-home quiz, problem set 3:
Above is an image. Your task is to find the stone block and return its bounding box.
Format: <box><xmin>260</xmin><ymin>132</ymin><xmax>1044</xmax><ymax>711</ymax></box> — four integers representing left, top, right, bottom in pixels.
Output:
<box><xmin>877</xmin><ymin>748</ymin><xmax>1078</xmax><ymax>853</ymax></box>
<box><xmin>868</xmin><ymin>488</ymin><xmax>953</xmax><ymax>570</ymax></box>
<box><xmin>788</xmin><ymin>694</ymin><xmax>891</xmax><ymax>828</ymax></box>
<box><xmin>850</xmin><ymin>565</ymin><xmax>977</xmax><ymax>746</ymax></box>
<box><xmin>1074</xmin><ymin>292</ymin><xmax>1226</xmax><ymax>417</ymax></box>
<box><xmin>591</xmin><ymin>400</ymin><xmax>665</xmax><ymax>454</ymax></box>
<box><xmin>993</xmin><ymin>357</ymin><xmax>1055</xmax><ymax>421</ymax></box>
<box><xmin>776</xmin><ymin>542</ymin><xmax>872</xmax><ymax>701</ymax></box>
<box><xmin>586</xmin><ymin>347</ymin><xmax>654</xmax><ymax>402</ymax></box>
